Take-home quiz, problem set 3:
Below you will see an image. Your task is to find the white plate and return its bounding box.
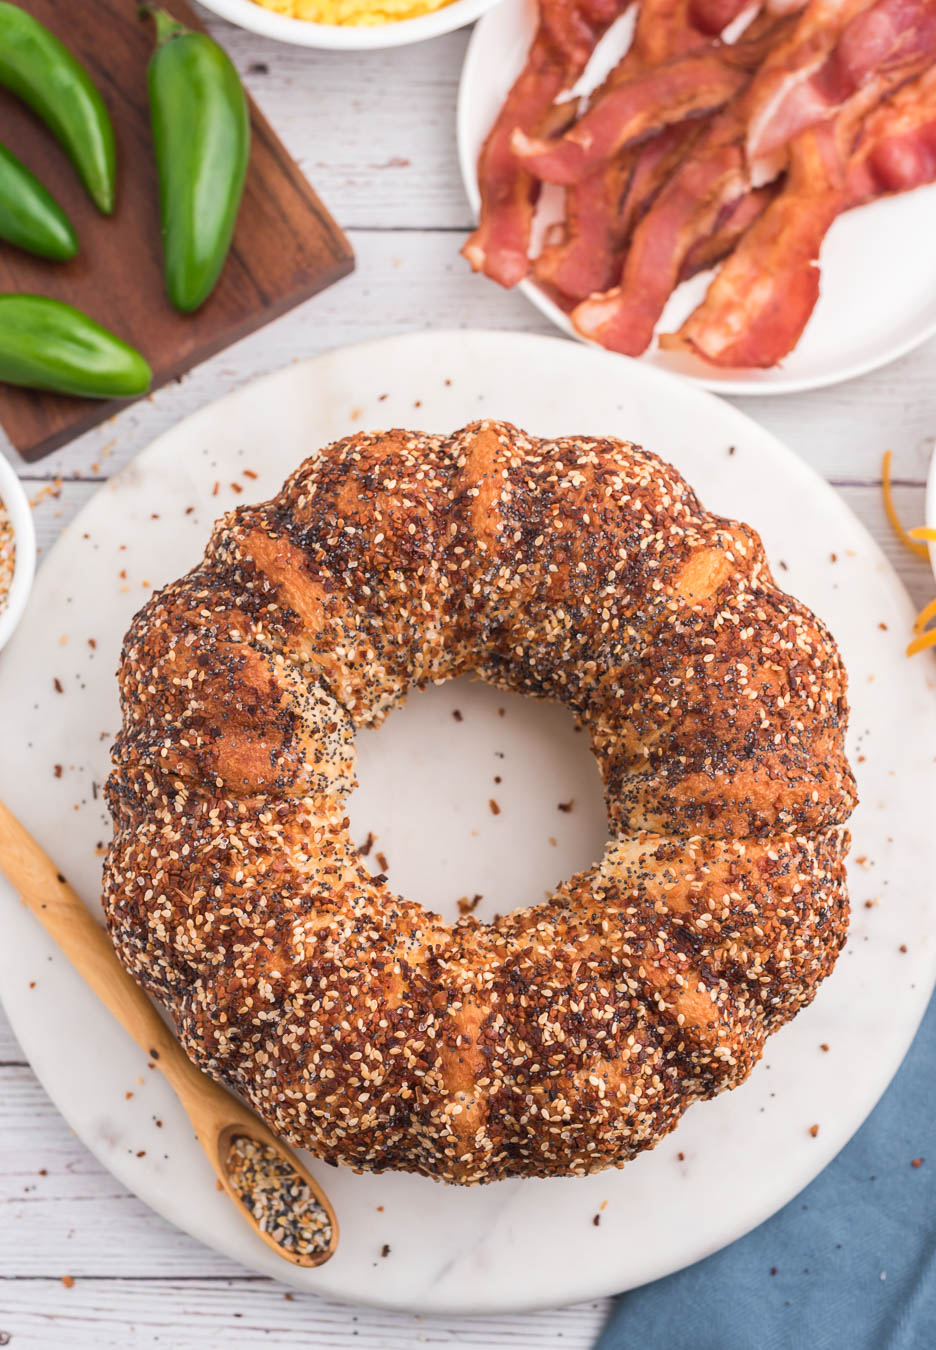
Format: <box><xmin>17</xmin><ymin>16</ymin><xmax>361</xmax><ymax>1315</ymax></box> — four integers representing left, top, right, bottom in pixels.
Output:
<box><xmin>1</xmin><ymin>331</ymin><xmax>934</xmax><ymax>1314</ymax></box>
<box><xmin>457</xmin><ymin>0</ymin><xmax>936</xmax><ymax>396</ymax></box>
<box><xmin>199</xmin><ymin>0</ymin><xmax>501</xmax><ymax>50</ymax></box>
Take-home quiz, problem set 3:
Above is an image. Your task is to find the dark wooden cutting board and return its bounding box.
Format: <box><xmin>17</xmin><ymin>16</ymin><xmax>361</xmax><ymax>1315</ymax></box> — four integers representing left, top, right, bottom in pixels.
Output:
<box><xmin>0</xmin><ymin>0</ymin><xmax>354</xmax><ymax>461</ymax></box>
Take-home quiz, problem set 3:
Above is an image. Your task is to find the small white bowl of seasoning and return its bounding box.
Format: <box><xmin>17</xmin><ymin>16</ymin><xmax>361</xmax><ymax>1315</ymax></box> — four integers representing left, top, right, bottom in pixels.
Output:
<box><xmin>0</xmin><ymin>452</ymin><xmax>36</xmax><ymax>654</ymax></box>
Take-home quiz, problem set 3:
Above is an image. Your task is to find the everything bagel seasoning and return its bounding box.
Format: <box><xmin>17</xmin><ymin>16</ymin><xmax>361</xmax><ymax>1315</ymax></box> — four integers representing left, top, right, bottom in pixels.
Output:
<box><xmin>0</xmin><ymin>498</ymin><xmax>14</xmax><ymax>616</ymax></box>
<box><xmin>225</xmin><ymin>1134</ymin><xmax>332</xmax><ymax>1259</ymax></box>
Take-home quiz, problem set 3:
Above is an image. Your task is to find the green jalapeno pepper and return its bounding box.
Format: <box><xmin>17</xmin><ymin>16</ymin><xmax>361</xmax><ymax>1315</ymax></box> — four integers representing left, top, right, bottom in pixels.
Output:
<box><xmin>0</xmin><ymin>295</ymin><xmax>151</xmax><ymax>399</ymax></box>
<box><xmin>0</xmin><ymin>142</ymin><xmax>78</xmax><ymax>261</ymax></box>
<box><xmin>0</xmin><ymin>3</ymin><xmax>117</xmax><ymax>215</ymax></box>
<box><xmin>143</xmin><ymin>7</ymin><xmax>250</xmax><ymax>313</ymax></box>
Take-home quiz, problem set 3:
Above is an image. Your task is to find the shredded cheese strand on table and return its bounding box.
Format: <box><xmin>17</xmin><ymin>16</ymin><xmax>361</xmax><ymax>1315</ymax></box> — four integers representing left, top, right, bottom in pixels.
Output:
<box><xmin>882</xmin><ymin>451</ymin><xmax>930</xmax><ymax>561</ymax></box>
<box><xmin>880</xmin><ymin>453</ymin><xmax>936</xmax><ymax>657</ymax></box>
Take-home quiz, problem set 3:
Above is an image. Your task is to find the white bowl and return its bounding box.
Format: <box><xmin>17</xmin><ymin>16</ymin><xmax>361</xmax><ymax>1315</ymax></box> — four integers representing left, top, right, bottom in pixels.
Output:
<box><xmin>0</xmin><ymin>453</ymin><xmax>36</xmax><ymax>654</ymax></box>
<box><xmin>199</xmin><ymin>0</ymin><xmax>502</xmax><ymax>49</ymax></box>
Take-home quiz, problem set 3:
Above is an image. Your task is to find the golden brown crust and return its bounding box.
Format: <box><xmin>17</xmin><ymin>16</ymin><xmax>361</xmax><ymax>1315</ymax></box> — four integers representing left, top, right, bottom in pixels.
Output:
<box><xmin>103</xmin><ymin>421</ymin><xmax>855</xmax><ymax>1183</ymax></box>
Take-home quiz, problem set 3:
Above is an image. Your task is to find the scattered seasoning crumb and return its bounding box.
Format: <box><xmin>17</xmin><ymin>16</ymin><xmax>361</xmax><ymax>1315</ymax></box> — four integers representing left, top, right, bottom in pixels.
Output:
<box><xmin>677</xmin><ymin>1151</ymin><xmax>685</xmax><ymax>1161</ymax></box>
<box><xmin>88</xmin><ymin>638</ymin><xmax>97</xmax><ymax>649</ymax></box>
<box><xmin>912</xmin><ymin>1158</ymin><xmax>924</xmax><ymax>1168</ymax></box>
<box><xmin>452</xmin><ymin>709</ymin><xmax>463</xmax><ymax>722</ymax></box>
<box><xmin>53</xmin><ymin>765</ymin><xmax>62</xmax><ymax>778</ymax></box>
<box><xmin>592</xmin><ymin>1213</ymin><xmax>601</xmax><ymax>1227</ymax></box>
<box><xmin>879</xmin><ymin>622</ymin><xmax>888</xmax><ymax>631</ymax></box>
<box><xmin>494</xmin><ymin>775</ymin><xmax>501</xmax><ymax>784</ymax></box>
<box><xmin>820</xmin><ymin>1043</ymin><xmax>830</xmax><ymax>1053</ymax></box>
<box><xmin>243</xmin><ymin>469</ymin><xmax>258</xmax><ymax>480</ymax></box>
<box><xmin>28</xmin><ymin>981</ymin><xmax>35</xmax><ymax>989</ymax></box>
<box><xmin>457</xmin><ymin>894</ymin><xmax>483</xmax><ymax>915</ymax></box>
<box><xmin>381</xmin><ymin>1243</ymin><xmax>391</xmax><ymax>1257</ymax></box>
<box><xmin>125</xmin><ymin>1091</ymin><xmax>133</xmax><ymax>1100</ymax></box>
<box><xmin>376</xmin><ymin>851</ymin><xmax>389</xmax><ymax>872</ymax></box>
<box><xmin>358</xmin><ymin>832</ymin><xmax>375</xmax><ymax>857</ymax></box>
<box><xmin>727</xmin><ymin>445</ymin><xmax>736</xmax><ymax>456</ymax></box>
<box><xmin>284</xmin><ymin>1292</ymin><xmax>295</xmax><ymax>1301</ymax></box>
<box><xmin>770</xmin><ymin>1266</ymin><xmax>778</xmax><ymax>1276</ymax></box>
<box><xmin>900</xmin><ymin>944</ymin><xmax>908</xmax><ymax>953</ymax></box>
<box><xmin>809</xmin><ymin>1124</ymin><xmax>819</xmax><ymax>1138</ymax></box>
<box><xmin>830</xmin><ymin>552</ymin><xmax>838</xmax><ymax>563</ymax></box>
<box><xmin>489</xmin><ymin>798</ymin><xmax>501</xmax><ymax>815</ymax></box>
<box><xmin>230</xmin><ymin>482</ymin><xmax>243</xmax><ymax>494</ymax></box>
<box><xmin>212</xmin><ymin>481</ymin><xmax>220</xmax><ymax>496</ymax></box>
<box><xmin>247</xmin><ymin>60</ymin><xmax>268</xmax><ymax>74</ymax></box>
<box><xmin>61</xmin><ymin>1275</ymin><xmax>74</xmax><ymax>1289</ymax></box>
<box><xmin>498</xmin><ymin>707</ymin><xmax>505</xmax><ymax>717</ymax></box>
<box><xmin>53</xmin><ymin>677</ymin><xmax>63</xmax><ymax>694</ymax></box>
<box><xmin>226</xmin><ymin>1135</ymin><xmax>332</xmax><ymax>1258</ymax></box>
<box><xmin>38</xmin><ymin>1168</ymin><xmax>47</xmax><ymax>1176</ymax></box>
<box><xmin>136</xmin><ymin>1150</ymin><xmax>146</xmax><ymax>1157</ymax></box>
<box><xmin>548</xmin><ymin>835</ymin><xmax>558</xmax><ymax>847</ymax></box>
<box><xmin>558</xmin><ymin>800</ymin><xmax>574</xmax><ymax>813</ymax></box>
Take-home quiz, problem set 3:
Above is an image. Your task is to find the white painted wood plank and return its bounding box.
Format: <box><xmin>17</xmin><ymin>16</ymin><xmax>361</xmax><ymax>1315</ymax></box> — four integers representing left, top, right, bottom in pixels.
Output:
<box><xmin>0</xmin><ymin>1277</ymin><xmax>609</xmax><ymax>1349</ymax></box>
<box><xmin>0</xmin><ymin>1008</ymin><xmax>23</xmax><ymax>1064</ymax></box>
<box><xmin>203</xmin><ymin>18</ymin><xmax>474</xmax><ymax>231</ymax></box>
<box><xmin>4</xmin><ymin>230</ymin><xmax>934</xmax><ymax>487</ymax></box>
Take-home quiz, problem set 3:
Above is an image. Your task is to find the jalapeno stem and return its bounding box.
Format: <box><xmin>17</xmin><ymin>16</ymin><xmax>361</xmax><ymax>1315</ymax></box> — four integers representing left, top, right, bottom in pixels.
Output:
<box><xmin>138</xmin><ymin>6</ymin><xmax>187</xmax><ymax>45</ymax></box>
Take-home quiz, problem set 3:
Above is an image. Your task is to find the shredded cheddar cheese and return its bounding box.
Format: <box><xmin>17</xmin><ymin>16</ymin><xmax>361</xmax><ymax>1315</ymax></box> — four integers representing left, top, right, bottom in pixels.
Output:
<box><xmin>882</xmin><ymin>451</ymin><xmax>930</xmax><ymax>560</ymax></box>
<box><xmin>881</xmin><ymin>453</ymin><xmax>936</xmax><ymax>657</ymax></box>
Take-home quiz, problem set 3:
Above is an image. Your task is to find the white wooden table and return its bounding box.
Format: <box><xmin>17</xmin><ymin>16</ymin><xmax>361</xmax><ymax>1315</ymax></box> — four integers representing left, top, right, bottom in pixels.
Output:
<box><xmin>1</xmin><ymin>11</ymin><xmax>934</xmax><ymax>1348</ymax></box>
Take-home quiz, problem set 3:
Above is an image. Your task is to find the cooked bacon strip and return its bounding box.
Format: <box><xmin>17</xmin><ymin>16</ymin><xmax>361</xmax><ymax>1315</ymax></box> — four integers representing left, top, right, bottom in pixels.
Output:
<box><xmin>660</xmin><ymin>124</ymin><xmax>844</xmax><ymax>364</ymax></box>
<box><xmin>564</xmin><ymin>13</ymin><xmax>795</xmax><ymax>352</ymax></box>
<box><xmin>744</xmin><ymin>0</ymin><xmax>885</xmax><ymax>171</ymax></box>
<box><xmin>692</xmin><ymin>0</ymin><xmax>763</xmax><ymax>31</ymax></box>
<box><xmin>747</xmin><ymin>0</ymin><xmax>936</xmax><ymax>163</ymax></box>
<box><xmin>535</xmin><ymin>155</ymin><xmax>636</xmax><ymax>296</ymax></box>
<box><xmin>846</xmin><ymin>59</ymin><xmax>936</xmax><ymax>196</ymax></box>
<box><xmin>462</xmin><ymin>0</ymin><xmax>629</xmax><ymax>288</ymax></box>
<box><xmin>678</xmin><ymin>183</ymin><xmax>778</xmax><ymax>277</ymax></box>
<box><xmin>533</xmin><ymin>0</ymin><xmax>742</xmax><ymax>301</ymax></box>
<box><xmin>665</xmin><ymin>65</ymin><xmax>936</xmax><ymax>366</ymax></box>
<box><xmin>570</xmin><ymin>2</ymin><xmax>928</xmax><ymax>356</ymax></box>
<box><xmin>513</xmin><ymin>49</ymin><xmax>752</xmax><ymax>184</ymax></box>
<box><xmin>571</xmin><ymin>137</ymin><xmax>750</xmax><ymax>353</ymax></box>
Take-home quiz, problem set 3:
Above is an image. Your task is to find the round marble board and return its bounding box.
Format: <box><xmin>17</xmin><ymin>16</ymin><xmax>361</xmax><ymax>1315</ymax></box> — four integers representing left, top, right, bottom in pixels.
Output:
<box><xmin>0</xmin><ymin>331</ymin><xmax>933</xmax><ymax>1315</ymax></box>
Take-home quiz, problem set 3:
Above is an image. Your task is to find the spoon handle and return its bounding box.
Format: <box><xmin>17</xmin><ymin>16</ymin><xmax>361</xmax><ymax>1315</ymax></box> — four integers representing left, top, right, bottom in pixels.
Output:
<box><xmin>0</xmin><ymin>800</ymin><xmax>202</xmax><ymax>1099</ymax></box>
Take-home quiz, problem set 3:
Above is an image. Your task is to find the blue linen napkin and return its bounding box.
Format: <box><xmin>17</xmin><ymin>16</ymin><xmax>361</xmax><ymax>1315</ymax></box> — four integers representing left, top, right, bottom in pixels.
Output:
<box><xmin>597</xmin><ymin>992</ymin><xmax>936</xmax><ymax>1350</ymax></box>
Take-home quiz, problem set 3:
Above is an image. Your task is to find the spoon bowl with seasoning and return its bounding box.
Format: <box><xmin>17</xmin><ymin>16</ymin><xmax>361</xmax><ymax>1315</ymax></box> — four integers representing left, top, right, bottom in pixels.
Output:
<box><xmin>0</xmin><ymin>799</ymin><xmax>338</xmax><ymax>1268</ymax></box>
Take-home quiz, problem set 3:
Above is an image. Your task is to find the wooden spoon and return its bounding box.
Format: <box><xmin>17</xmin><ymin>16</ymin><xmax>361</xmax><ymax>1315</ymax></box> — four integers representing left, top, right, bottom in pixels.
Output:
<box><xmin>0</xmin><ymin>799</ymin><xmax>339</xmax><ymax>1268</ymax></box>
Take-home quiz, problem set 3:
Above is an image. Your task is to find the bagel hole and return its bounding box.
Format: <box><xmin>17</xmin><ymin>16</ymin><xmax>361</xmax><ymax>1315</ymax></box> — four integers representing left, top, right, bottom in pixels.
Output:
<box><xmin>347</xmin><ymin>679</ymin><xmax>608</xmax><ymax>923</ymax></box>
